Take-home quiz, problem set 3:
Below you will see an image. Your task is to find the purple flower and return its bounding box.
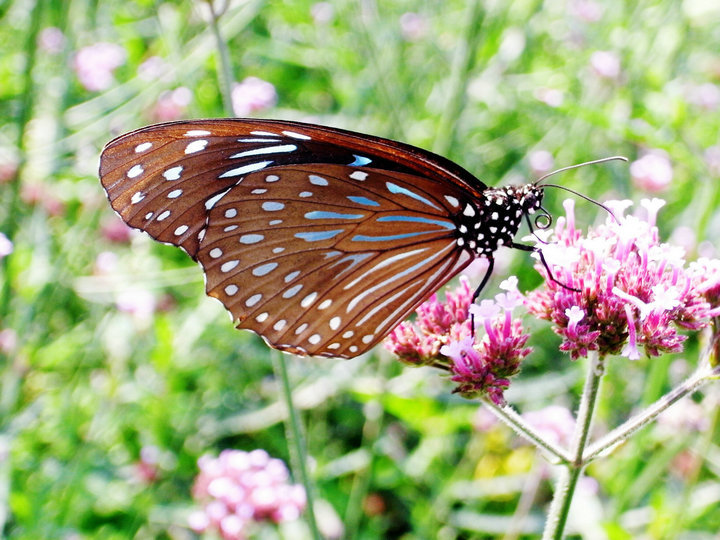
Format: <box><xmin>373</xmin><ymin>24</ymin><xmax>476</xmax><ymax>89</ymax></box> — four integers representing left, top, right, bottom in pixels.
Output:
<box><xmin>231</xmin><ymin>77</ymin><xmax>277</xmax><ymax>117</ymax></box>
<box><xmin>399</xmin><ymin>12</ymin><xmax>428</xmax><ymax>41</ymax></box>
<box><xmin>385</xmin><ymin>278</ymin><xmax>531</xmax><ymax>404</ymax></box>
<box><xmin>73</xmin><ymin>42</ymin><xmax>126</xmax><ymax>91</ymax></box>
<box><xmin>190</xmin><ymin>449</ymin><xmax>306</xmax><ymax>539</ymax></box>
<box><xmin>524</xmin><ymin>198</ymin><xmax>719</xmax><ymax>360</ymax></box>
<box><xmin>529</xmin><ymin>150</ymin><xmax>555</xmax><ymax>176</ymax></box>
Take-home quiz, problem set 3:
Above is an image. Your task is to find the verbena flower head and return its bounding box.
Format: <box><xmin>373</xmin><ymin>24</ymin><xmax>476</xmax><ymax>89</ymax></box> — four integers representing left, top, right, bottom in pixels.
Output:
<box><xmin>384</xmin><ymin>276</ymin><xmax>531</xmax><ymax>405</ymax></box>
<box><xmin>189</xmin><ymin>449</ymin><xmax>306</xmax><ymax>540</ymax></box>
<box><xmin>524</xmin><ymin>198</ymin><xmax>720</xmax><ymax>360</ymax></box>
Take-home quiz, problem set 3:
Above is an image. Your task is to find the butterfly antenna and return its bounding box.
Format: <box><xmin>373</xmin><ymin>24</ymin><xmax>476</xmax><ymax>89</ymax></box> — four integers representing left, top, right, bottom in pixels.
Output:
<box><xmin>535</xmin><ymin>156</ymin><xmax>627</xmax><ymax>222</ymax></box>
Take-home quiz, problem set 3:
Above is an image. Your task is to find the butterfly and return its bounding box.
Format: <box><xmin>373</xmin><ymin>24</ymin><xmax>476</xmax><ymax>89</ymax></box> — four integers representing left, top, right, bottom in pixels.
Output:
<box><xmin>99</xmin><ymin>118</ymin><xmax>610</xmax><ymax>359</ymax></box>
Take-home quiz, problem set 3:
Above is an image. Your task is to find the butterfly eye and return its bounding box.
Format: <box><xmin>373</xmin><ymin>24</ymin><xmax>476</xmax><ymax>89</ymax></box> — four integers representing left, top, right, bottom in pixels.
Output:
<box><xmin>99</xmin><ymin>119</ymin><xmax>546</xmax><ymax>358</ymax></box>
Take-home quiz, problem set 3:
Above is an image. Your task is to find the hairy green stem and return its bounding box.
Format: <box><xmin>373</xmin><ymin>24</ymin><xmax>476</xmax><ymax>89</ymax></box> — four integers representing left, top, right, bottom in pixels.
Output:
<box><xmin>585</xmin><ymin>360</ymin><xmax>720</xmax><ymax>462</ymax></box>
<box><xmin>543</xmin><ymin>352</ymin><xmax>604</xmax><ymax>540</ymax></box>
<box><xmin>272</xmin><ymin>352</ymin><xmax>321</xmax><ymax>540</ymax></box>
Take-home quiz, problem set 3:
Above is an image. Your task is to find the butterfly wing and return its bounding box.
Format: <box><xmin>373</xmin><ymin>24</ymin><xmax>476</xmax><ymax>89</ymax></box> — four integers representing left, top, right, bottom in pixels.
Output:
<box><xmin>197</xmin><ymin>163</ymin><xmax>474</xmax><ymax>357</ymax></box>
<box><xmin>99</xmin><ymin>119</ymin><xmax>485</xmax><ymax>357</ymax></box>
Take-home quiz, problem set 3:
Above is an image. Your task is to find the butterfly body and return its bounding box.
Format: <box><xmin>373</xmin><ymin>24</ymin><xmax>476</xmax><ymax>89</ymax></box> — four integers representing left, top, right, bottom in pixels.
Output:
<box><xmin>99</xmin><ymin>119</ymin><xmax>540</xmax><ymax>358</ymax></box>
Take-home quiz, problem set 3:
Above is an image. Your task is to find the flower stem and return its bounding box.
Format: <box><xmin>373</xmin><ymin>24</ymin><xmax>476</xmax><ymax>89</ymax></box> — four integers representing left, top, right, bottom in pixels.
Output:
<box><xmin>543</xmin><ymin>352</ymin><xmax>604</xmax><ymax>540</ymax></box>
<box><xmin>207</xmin><ymin>0</ymin><xmax>235</xmax><ymax>116</ymax></box>
<box><xmin>272</xmin><ymin>351</ymin><xmax>321</xmax><ymax>540</ymax></box>
<box><xmin>584</xmin><ymin>360</ymin><xmax>720</xmax><ymax>462</ymax></box>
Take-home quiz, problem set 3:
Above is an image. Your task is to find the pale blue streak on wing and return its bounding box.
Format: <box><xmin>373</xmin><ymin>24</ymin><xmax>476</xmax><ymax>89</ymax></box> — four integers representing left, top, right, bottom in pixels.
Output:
<box><xmin>304</xmin><ymin>211</ymin><xmax>365</xmax><ymax>220</ymax></box>
<box><xmin>386</xmin><ymin>182</ymin><xmax>440</xmax><ymax>210</ymax></box>
<box><xmin>295</xmin><ymin>230</ymin><xmax>345</xmax><ymax>241</ymax></box>
<box><xmin>349</xmin><ymin>154</ymin><xmax>372</xmax><ymax>166</ymax></box>
<box><xmin>377</xmin><ymin>215</ymin><xmax>455</xmax><ymax>230</ymax></box>
<box><xmin>352</xmin><ymin>230</ymin><xmax>443</xmax><ymax>242</ymax></box>
<box><xmin>347</xmin><ymin>196</ymin><xmax>380</xmax><ymax>207</ymax></box>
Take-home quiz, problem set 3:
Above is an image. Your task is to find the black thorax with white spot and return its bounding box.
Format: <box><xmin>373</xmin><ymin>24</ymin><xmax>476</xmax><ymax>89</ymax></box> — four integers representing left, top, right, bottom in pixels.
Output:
<box><xmin>454</xmin><ymin>183</ymin><xmax>543</xmax><ymax>256</ymax></box>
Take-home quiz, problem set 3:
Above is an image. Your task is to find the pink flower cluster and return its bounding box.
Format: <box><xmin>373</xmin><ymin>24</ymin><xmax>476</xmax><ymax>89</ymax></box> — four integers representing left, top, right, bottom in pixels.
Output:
<box><xmin>73</xmin><ymin>42</ymin><xmax>126</xmax><ymax>91</ymax></box>
<box><xmin>189</xmin><ymin>449</ymin><xmax>306</xmax><ymax>540</ymax></box>
<box><xmin>231</xmin><ymin>77</ymin><xmax>277</xmax><ymax>117</ymax></box>
<box><xmin>524</xmin><ymin>198</ymin><xmax>720</xmax><ymax>360</ymax></box>
<box><xmin>384</xmin><ymin>277</ymin><xmax>532</xmax><ymax>404</ymax></box>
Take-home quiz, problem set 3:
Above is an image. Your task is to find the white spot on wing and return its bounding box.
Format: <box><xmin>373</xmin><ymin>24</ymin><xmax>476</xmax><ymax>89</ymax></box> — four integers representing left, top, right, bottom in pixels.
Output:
<box><xmin>265</xmin><ymin>174</ymin><xmax>280</xmax><ymax>183</ymax></box>
<box><xmin>163</xmin><ymin>166</ymin><xmax>183</xmax><ymax>180</ymax></box>
<box><xmin>349</xmin><ymin>171</ymin><xmax>367</xmax><ymax>181</ymax></box>
<box><xmin>252</xmin><ymin>262</ymin><xmax>278</xmax><ymax>276</ymax></box>
<box><xmin>444</xmin><ymin>195</ymin><xmax>459</xmax><ymax>207</ymax></box>
<box><xmin>218</xmin><ymin>161</ymin><xmax>272</xmax><ymax>178</ymax></box>
<box><xmin>209</xmin><ymin>248</ymin><xmax>223</xmax><ymax>258</ymax></box>
<box><xmin>134</xmin><ymin>142</ymin><xmax>152</xmax><ymax>153</ymax></box>
<box><xmin>221</xmin><ymin>260</ymin><xmax>239</xmax><ymax>272</ymax></box>
<box><xmin>184</xmin><ymin>130</ymin><xmax>211</xmax><ymax>136</ymax></box>
<box><xmin>167</xmin><ymin>189</ymin><xmax>183</xmax><ymax>199</ymax></box>
<box><xmin>295</xmin><ymin>323</ymin><xmax>308</xmax><ymax>335</ymax></box>
<box><xmin>225</xmin><ymin>208</ymin><xmax>237</xmax><ymax>218</ymax></box>
<box><xmin>131</xmin><ymin>191</ymin><xmax>145</xmax><ymax>204</ymax></box>
<box><xmin>300</xmin><ymin>292</ymin><xmax>317</xmax><ymax>308</ymax></box>
<box><xmin>309</xmin><ymin>175</ymin><xmax>329</xmax><ymax>186</ymax></box>
<box><xmin>245</xmin><ymin>293</ymin><xmax>262</xmax><ymax>307</ymax></box>
<box><xmin>239</xmin><ymin>234</ymin><xmax>264</xmax><ymax>244</ymax></box>
<box><xmin>256</xmin><ymin>312</ymin><xmax>269</xmax><ymax>322</ymax></box>
<box><xmin>251</xmin><ymin>188</ymin><xmax>267</xmax><ymax>194</ymax></box>
<box><xmin>229</xmin><ymin>144</ymin><xmax>297</xmax><ymax>158</ymax></box>
<box><xmin>185</xmin><ymin>139</ymin><xmax>208</xmax><ymax>154</ymax></box>
<box><xmin>157</xmin><ymin>210</ymin><xmax>171</xmax><ymax>221</ymax></box>
<box><xmin>174</xmin><ymin>225</ymin><xmax>188</xmax><ymax>236</ymax></box>
<box><xmin>308</xmin><ymin>334</ymin><xmax>321</xmax><ymax>345</ymax></box>
<box><xmin>127</xmin><ymin>164</ymin><xmax>144</xmax><ymax>178</ymax></box>
<box><xmin>284</xmin><ymin>271</ymin><xmax>300</xmax><ymax>282</ymax></box>
<box><xmin>225</xmin><ymin>284</ymin><xmax>238</xmax><ymax>296</ymax></box>
<box><xmin>282</xmin><ymin>284</ymin><xmax>303</xmax><ymax>298</ymax></box>
<box><xmin>273</xmin><ymin>319</ymin><xmax>286</xmax><ymax>331</ymax></box>
<box><xmin>282</xmin><ymin>130</ymin><xmax>311</xmax><ymax>140</ymax></box>
<box><xmin>329</xmin><ymin>317</ymin><xmax>341</xmax><ymax>330</ymax></box>
<box><xmin>262</xmin><ymin>202</ymin><xmax>284</xmax><ymax>211</ymax></box>
<box><xmin>206</xmin><ymin>188</ymin><xmax>231</xmax><ymax>210</ymax></box>
<box><xmin>318</xmin><ymin>299</ymin><xmax>332</xmax><ymax>310</ymax></box>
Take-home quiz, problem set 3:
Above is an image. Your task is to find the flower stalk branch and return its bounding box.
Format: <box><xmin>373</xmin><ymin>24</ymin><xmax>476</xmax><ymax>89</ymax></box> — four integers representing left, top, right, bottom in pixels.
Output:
<box><xmin>585</xmin><ymin>356</ymin><xmax>720</xmax><ymax>462</ymax></box>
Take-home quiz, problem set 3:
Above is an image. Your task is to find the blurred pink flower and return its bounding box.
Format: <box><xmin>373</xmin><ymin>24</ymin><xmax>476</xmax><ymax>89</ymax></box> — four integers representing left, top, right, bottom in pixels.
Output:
<box><xmin>0</xmin><ymin>328</ymin><xmax>17</xmax><ymax>355</ymax></box>
<box><xmin>534</xmin><ymin>87</ymin><xmax>564</xmax><ymax>107</ymax></box>
<box><xmin>138</xmin><ymin>56</ymin><xmax>169</xmax><ymax>81</ymax></box>
<box><xmin>20</xmin><ymin>182</ymin><xmax>65</xmax><ymax>216</ymax></box>
<box><xmin>704</xmin><ymin>145</ymin><xmax>720</xmax><ymax>177</ymax></box>
<box><xmin>311</xmin><ymin>2</ymin><xmax>334</xmax><ymax>25</ymax></box>
<box><xmin>0</xmin><ymin>158</ymin><xmax>18</xmax><ymax>183</ymax></box>
<box><xmin>686</xmin><ymin>82</ymin><xmax>720</xmax><ymax>111</ymax></box>
<box><xmin>590</xmin><ymin>50</ymin><xmax>621</xmax><ymax>79</ymax></box>
<box><xmin>630</xmin><ymin>151</ymin><xmax>673</xmax><ymax>192</ymax></box>
<box><xmin>231</xmin><ymin>77</ymin><xmax>277</xmax><ymax>117</ymax></box>
<box><xmin>189</xmin><ymin>449</ymin><xmax>306</xmax><ymax>540</ymax></box>
<box><xmin>571</xmin><ymin>0</ymin><xmax>603</xmax><ymax>22</ymax></box>
<box><xmin>385</xmin><ymin>277</ymin><xmax>531</xmax><ymax>405</ymax></box>
<box><xmin>529</xmin><ymin>150</ymin><xmax>555</xmax><ymax>176</ymax></box>
<box><xmin>73</xmin><ymin>42</ymin><xmax>126</xmax><ymax>91</ymax></box>
<box><xmin>523</xmin><ymin>405</ymin><xmax>576</xmax><ymax>447</ymax></box>
<box><xmin>116</xmin><ymin>289</ymin><xmax>156</xmax><ymax>321</ymax></box>
<box><xmin>150</xmin><ymin>87</ymin><xmax>192</xmax><ymax>122</ymax></box>
<box><xmin>101</xmin><ymin>216</ymin><xmax>134</xmax><ymax>243</ymax></box>
<box><xmin>524</xmin><ymin>198</ymin><xmax>720</xmax><ymax>360</ymax></box>
<box><xmin>134</xmin><ymin>445</ymin><xmax>160</xmax><ymax>484</ymax></box>
<box><xmin>39</xmin><ymin>27</ymin><xmax>65</xmax><ymax>53</ymax></box>
<box><xmin>399</xmin><ymin>12</ymin><xmax>428</xmax><ymax>41</ymax></box>
<box><xmin>0</xmin><ymin>232</ymin><xmax>12</xmax><ymax>258</ymax></box>
<box><xmin>94</xmin><ymin>251</ymin><xmax>119</xmax><ymax>275</ymax></box>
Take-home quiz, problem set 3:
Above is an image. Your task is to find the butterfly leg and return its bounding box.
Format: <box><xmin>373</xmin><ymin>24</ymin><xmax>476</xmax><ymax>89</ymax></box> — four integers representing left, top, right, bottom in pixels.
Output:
<box><xmin>469</xmin><ymin>256</ymin><xmax>495</xmax><ymax>334</ymax></box>
<box><xmin>509</xmin><ymin>242</ymin><xmax>580</xmax><ymax>293</ymax></box>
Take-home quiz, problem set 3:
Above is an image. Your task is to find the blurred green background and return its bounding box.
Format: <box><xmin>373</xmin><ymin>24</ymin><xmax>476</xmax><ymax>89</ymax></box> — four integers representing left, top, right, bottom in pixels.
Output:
<box><xmin>1</xmin><ymin>0</ymin><xmax>719</xmax><ymax>538</ymax></box>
